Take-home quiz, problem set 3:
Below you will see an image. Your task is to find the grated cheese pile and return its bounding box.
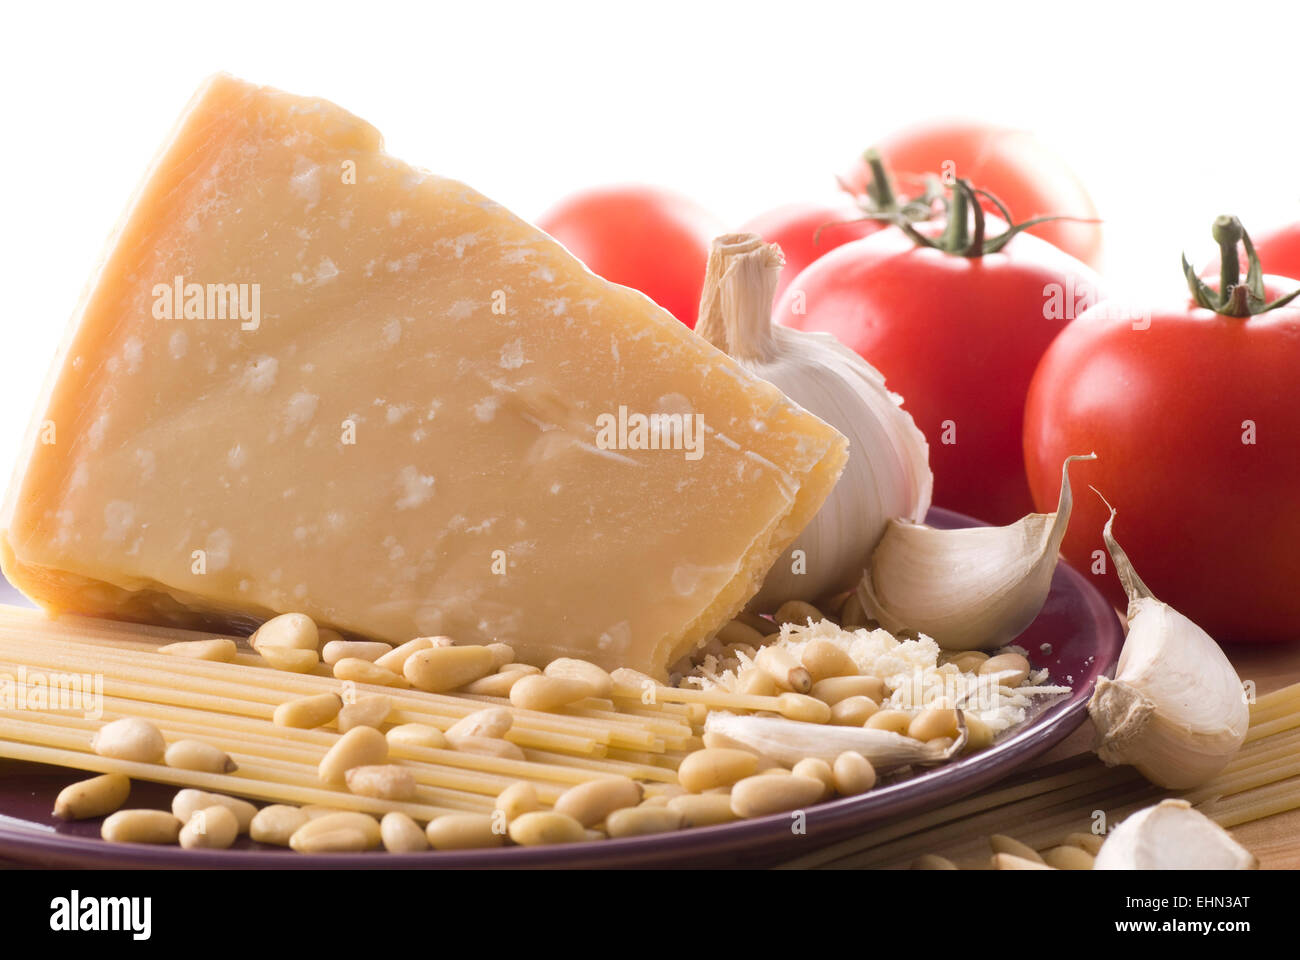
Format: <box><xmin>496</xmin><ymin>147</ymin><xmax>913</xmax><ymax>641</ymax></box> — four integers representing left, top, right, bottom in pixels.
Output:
<box><xmin>683</xmin><ymin>618</ymin><xmax>1071</xmax><ymax>738</ymax></box>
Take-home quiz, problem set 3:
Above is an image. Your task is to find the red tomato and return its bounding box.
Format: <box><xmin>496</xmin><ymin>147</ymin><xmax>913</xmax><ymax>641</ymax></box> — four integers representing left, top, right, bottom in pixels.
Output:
<box><xmin>536</xmin><ymin>185</ymin><xmax>720</xmax><ymax>327</ymax></box>
<box><xmin>1253</xmin><ymin>221</ymin><xmax>1300</xmax><ymax>278</ymax></box>
<box><xmin>1024</xmin><ymin>224</ymin><xmax>1300</xmax><ymax>643</ymax></box>
<box><xmin>739</xmin><ymin>203</ymin><xmax>885</xmax><ymax>302</ymax></box>
<box><xmin>778</xmin><ymin>208</ymin><xmax>1100</xmax><ymax>526</ymax></box>
<box><xmin>846</xmin><ymin>120</ymin><xmax>1103</xmax><ymax>269</ymax></box>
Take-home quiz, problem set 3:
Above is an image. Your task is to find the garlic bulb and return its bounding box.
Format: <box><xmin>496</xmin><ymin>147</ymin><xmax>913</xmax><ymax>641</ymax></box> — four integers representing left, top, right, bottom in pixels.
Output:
<box><xmin>695</xmin><ymin>234</ymin><xmax>932</xmax><ymax>610</ymax></box>
<box><xmin>856</xmin><ymin>454</ymin><xmax>1093</xmax><ymax>651</ymax></box>
<box><xmin>1093</xmin><ymin>800</ymin><xmax>1257</xmax><ymax>870</ymax></box>
<box><xmin>1088</xmin><ymin>502</ymin><xmax>1248</xmax><ymax>789</ymax></box>
<box><xmin>704</xmin><ymin>711</ymin><xmax>965</xmax><ymax>769</ymax></box>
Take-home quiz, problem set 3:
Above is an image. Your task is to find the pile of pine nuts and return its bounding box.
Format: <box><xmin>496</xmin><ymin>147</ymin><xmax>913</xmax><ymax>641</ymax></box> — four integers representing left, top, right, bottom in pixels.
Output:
<box><xmin>54</xmin><ymin>602</ymin><xmax>1038</xmax><ymax>855</ymax></box>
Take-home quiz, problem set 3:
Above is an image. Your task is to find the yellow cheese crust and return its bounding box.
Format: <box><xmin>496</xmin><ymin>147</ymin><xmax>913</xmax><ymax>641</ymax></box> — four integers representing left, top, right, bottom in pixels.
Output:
<box><xmin>1</xmin><ymin>75</ymin><xmax>846</xmax><ymax>678</ymax></box>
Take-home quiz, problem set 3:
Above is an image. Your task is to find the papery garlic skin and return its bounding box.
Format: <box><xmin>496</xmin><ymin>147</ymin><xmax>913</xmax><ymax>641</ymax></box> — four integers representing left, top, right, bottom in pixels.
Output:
<box><xmin>704</xmin><ymin>711</ymin><xmax>964</xmax><ymax>769</ymax></box>
<box><xmin>695</xmin><ymin>235</ymin><xmax>932</xmax><ymax>612</ymax></box>
<box><xmin>1093</xmin><ymin>800</ymin><xmax>1257</xmax><ymax>870</ymax></box>
<box><xmin>1088</xmin><ymin>507</ymin><xmax>1248</xmax><ymax>789</ymax></box>
<box><xmin>856</xmin><ymin>454</ymin><xmax>1093</xmax><ymax>650</ymax></box>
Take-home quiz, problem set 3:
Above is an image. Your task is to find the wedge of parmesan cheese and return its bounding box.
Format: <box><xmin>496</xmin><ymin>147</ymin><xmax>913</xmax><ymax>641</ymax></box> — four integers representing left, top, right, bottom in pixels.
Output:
<box><xmin>0</xmin><ymin>75</ymin><xmax>847</xmax><ymax>679</ymax></box>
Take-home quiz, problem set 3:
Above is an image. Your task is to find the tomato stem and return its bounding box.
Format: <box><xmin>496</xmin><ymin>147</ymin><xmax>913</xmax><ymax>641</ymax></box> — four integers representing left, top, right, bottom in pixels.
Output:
<box><xmin>861</xmin><ymin>149</ymin><xmax>897</xmax><ymax>210</ymax></box>
<box><xmin>1183</xmin><ymin>215</ymin><xmax>1300</xmax><ymax>317</ymax></box>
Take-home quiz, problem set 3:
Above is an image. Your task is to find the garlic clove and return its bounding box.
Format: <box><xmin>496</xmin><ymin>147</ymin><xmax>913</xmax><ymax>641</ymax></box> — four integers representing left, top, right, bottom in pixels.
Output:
<box><xmin>695</xmin><ymin>234</ymin><xmax>932</xmax><ymax>610</ymax></box>
<box><xmin>703</xmin><ymin>711</ymin><xmax>966</xmax><ymax>770</ymax></box>
<box><xmin>1092</xmin><ymin>800</ymin><xmax>1257</xmax><ymax>870</ymax></box>
<box><xmin>1087</xmin><ymin>499</ymin><xmax>1248</xmax><ymax>789</ymax></box>
<box><xmin>856</xmin><ymin>454</ymin><xmax>1094</xmax><ymax>651</ymax></box>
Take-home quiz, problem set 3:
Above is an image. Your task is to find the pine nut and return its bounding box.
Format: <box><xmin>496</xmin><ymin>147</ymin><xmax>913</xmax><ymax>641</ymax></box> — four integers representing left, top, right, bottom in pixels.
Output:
<box><xmin>832</xmin><ymin>751</ymin><xmax>877</xmax><ymax>796</ymax></box>
<box><xmin>912</xmin><ymin>854</ymin><xmax>958</xmax><ymax>870</ymax></box>
<box><xmin>319</xmin><ymin>726</ymin><xmax>388</xmax><ymax>783</ymax></box>
<box><xmin>866</xmin><ymin>709</ymin><xmax>913</xmax><ymax>735</ymax></box>
<box><xmin>92</xmin><ymin>717</ymin><xmax>165</xmax><ymax>763</ymax></box>
<box><xmin>445</xmin><ymin>707</ymin><xmax>513</xmax><ymax>741</ymax></box>
<box><xmin>499</xmin><ymin>662</ymin><xmax>541</xmax><ymax>676</ymax></box>
<box><xmin>260</xmin><ymin>646</ymin><xmax>319</xmax><ymax>673</ymax></box>
<box><xmin>386</xmin><ymin>723</ymin><xmax>450</xmax><ymax>752</ymax></box>
<box><xmin>345</xmin><ymin>764</ymin><xmax>416</xmax><ymax>801</ymax></box>
<box><xmin>322</xmin><ymin>640</ymin><xmax>392</xmax><ymax>666</ymax></box>
<box><xmin>333</xmin><ymin>657</ymin><xmax>404</xmax><ymax>686</ymax></box>
<box><xmin>728</xmin><ymin>611</ymin><xmax>772</xmax><ymax>636</ymax></box>
<box><xmin>777</xmin><ymin>693</ymin><xmax>831</xmax><ymax>723</ymax></box>
<box><xmin>811</xmin><ymin>675</ymin><xmax>886</xmax><ymax>706</ymax></box>
<box><xmin>53</xmin><ymin>773</ymin><xmax>130</xmax><ymax>820</ymax></box>
<box><xmin>373</xmin><ymin>636</ymin><xmax>433</xmax><ymax>674</ymax></box>
<box><xmin>337</xmin><ymin>694</ymin><xmax>393</xmax><ymax>732</ymax></box>
<box><xmin>452</xmin><ymin>736</ymin><xmax>526</xmax><ymax>760</ymax></box>
<box><xmin>250</xmin><ymin>805</ymin><xmax>310</xmax><ymax>846</ymax></box>
<box><xmin>381</xmin><ymin>811</ymin><xmax>429</xmax><ymax>853</ymax></box>
<box><xmin>544</xmin><ymin>658</ymin><xmax>613</xmax><ymax>698</ymax></box>
<box><xmin>667</xmin><ymin>793</ymin><xmax>738</xmax><ymax>827</ymax></box>
<box><xmin>1064</xmin><ymin>832</ymin><xmax>1105</xmax><ymax>855</ymax></box>
<box><xmin>486</xmin><ymin>642</ymin><xmax>515</xmax><ymax>668</ymax></box>
<box><xmin>102</xmin><ymin>809</ymin><xmax>181</xmax><ymax>845</ymax></box>
<box><xmin>289</xmin><ymin>812</ymin><xmax>381</xmax><ymax>853</ymax></box>
<box><xmin>677</xmin><ymin>748</ymin><xmax>759</xmax><ymax>793</ymax></box>
<box><xmin>701</xmin><ymin>731</ymin><xmax>759</xmax><ymax>753</ymax></box>
<box><xmin>979</xmin><ymin>653</ymin><xmax>1031</xmax><ymax>687</ymax></box>
<box><xmin>251</xmin><ymin>612</ymin><xmax>318</xmax><ymax>651</ymax></box>
<box><xmin>158</xmin><ymin>638</ymin><xmax>237</xmax><ymax>662</ymax></box>
<box><xmin>829</xmin><ymin>696</ymin><xmax>879</xmax><ymax>726</ymax></box>
<box><xmin>427</xmin><ymin>813</ymin><xmax>506</xmax><ymax>850</ymax></box>
<box><xmin>839</xmin><ymin>592</ymin><xmax>869</xmax><ymax>629</ymax></box>
<box><xmin>964</xmin><ymin>714</ymin><xmax>994</xmax><ymax>751</ymax></box>
<box><xmin>730</xmin><ymin>774</ymin><xmax>825</xmax><ymax>818</ymax></box>
<box><xmin>317</xmin><ymin>627</ymin><xmax>345</xmax><ymax>647</ymax></box>
<box><xmin>508</xmin><ymin>810</ymin><xmax>586</xmax><ymax>846</ymax></box>
<box><xmin>639</xmin><ymin>795</ymin><xmax>670</xmax><ymax>807</ymax></box>
<box><xmin>494</xmin><ymin>781</ymin><xmax>539</xmax><ymax>823</ymax></box>
<box><xmin>948</xmin><ymin>650</ymin><xmax>989</xmax><ymax>673</ymax></box>
<box><xmin>993</xmin><ymin>852</ymin><xmax>1053</xmax><ymax>870</ymax></box>
<box><xmin>180</xmin><ymin>805</ymin><xmax>239</xmax><ymax>850</ymax></box>
<box><xmin>165</xmin><ymin>739</ymin><xmax>237</xmax><ymax>773</ymax></box>
<box><xmin>274</xmin><ymin>692</ymin><xmax>342</xmax><ymax>729</ymax></box>
<box><xmin>716</xmin><ymin>619</ymin><xmax>767</xmax><ymax>648</ymax></box>
<box><xmin>800</xmin><ymin>639</ymin><xmax>858</xmax><ymax>682</ymax></box>
<box><xmin>172</xmin><ymin>789</ymin><xmax>257</xmax><ymax>833</ymax></box>
<box><xmin>736</xmin><ymin>670</ymin><xmax>778</xmax><ymax>697</ymax></box>
<box><xmin>553</xmin><ymin>776</ymin><xmax>643</xmax><ymax>826</ymax></box>
<box><xmin>990</xmin><ymin>834</ymin><xmax>1044</xmax><ymax>862</ymax></box>
<box><xmin>509</xmin><ymin>675</ymin><xmax>591</xmax><ymax>711</ymax></box>
<box><xmin>773</xmin><ymin>600</ymin><xmax>824</xmax><ymax>626</ymax></box>
<box><xmin>792</xmin><ymin>758</ymin><xmax>835</xmax><ymax>798</ymax></box>
<box><xmin>605</xmin><ymin>806</ymin><xmax>684</xmax><ymax>838</ymax></box>
<box><xmin>404</xmin><ymin>645</ymin><xmax>496</xmax><ymax>692</ymax></box>
<box><xmin>909</xmin><ymin>707</ymin><xmax>961</xmax><ymax>742</ymax></box>
<box><xmin>463</xmin><ymin>671</ymin><xmax>527</xmax><ymax>697</ymax></box>
<box><xmin>1043</xmin><ymin>845</ymin><xmax>1096</xmax><ymax>870</ymax></box>
<box><xmin>755</xmin><ymin>646</ymin><xmax>812</xmax><ymax>693</ymax></box>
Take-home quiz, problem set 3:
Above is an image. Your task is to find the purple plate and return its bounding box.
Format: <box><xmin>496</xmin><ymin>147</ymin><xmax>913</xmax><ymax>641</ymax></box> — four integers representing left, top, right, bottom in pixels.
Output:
<box><xmin>0</xmin><ymin>506</ymin><xmax>1121</xmax><ymax>868</ymax></box>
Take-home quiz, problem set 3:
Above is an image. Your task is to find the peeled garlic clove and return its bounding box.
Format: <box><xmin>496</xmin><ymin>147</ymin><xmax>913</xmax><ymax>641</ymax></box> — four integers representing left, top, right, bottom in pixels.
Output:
<box><xmin>694</xmin><ymin>234</ymin><xmax>932</xmax><ymax>610</ymax></box>
<box><xmin>1093</xmin><ymin>800</ymin><xmax>1256</xmax><ymax>870</ymax></box>
<box><xmin>1087</xmin><ymin>501</ymin><xmax>1248</xmax><ymax>789</ymax></box>
<box><xmin>703</xmin><ymin>711</ymin><xmax>965</xmax><ymax>770</ymax></box>
<box><xmin>856</xmin><ymin>453</ymin><xmax>1093</xmax><ymax>651</ymax></box>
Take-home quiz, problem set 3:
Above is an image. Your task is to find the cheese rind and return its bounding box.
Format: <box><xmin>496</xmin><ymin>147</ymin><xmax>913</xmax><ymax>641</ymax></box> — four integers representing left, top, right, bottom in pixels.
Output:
<box><xmin>0</xmin><ymin>75</ymin><xmax>846</xmax><ymax>678</ymax></box>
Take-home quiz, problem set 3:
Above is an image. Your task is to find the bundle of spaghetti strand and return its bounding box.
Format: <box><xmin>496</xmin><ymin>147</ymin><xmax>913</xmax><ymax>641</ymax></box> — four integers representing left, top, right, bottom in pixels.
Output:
<box><xmin>0</xmin><ymin>605</ymin><xmax>702</xmax><ymax>819</ymax></box>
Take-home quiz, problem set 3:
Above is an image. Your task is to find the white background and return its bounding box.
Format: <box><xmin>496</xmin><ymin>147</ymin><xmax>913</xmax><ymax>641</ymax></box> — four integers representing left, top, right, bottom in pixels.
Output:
<box><xmin>2</xmin><ymin>0</ymin><xmax>1298</xmax><ymax>483</ymax></box>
